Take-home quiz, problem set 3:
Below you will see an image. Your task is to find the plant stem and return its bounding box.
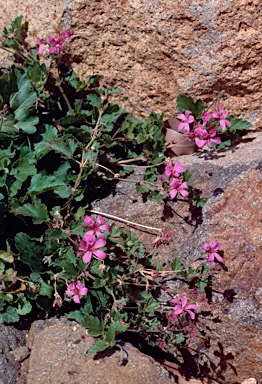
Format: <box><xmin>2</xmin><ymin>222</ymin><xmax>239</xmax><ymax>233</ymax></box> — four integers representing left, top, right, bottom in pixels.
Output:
<box><xmin>88</xmin><ymin>209</ymin><xmax>163</xmax><ymax>234</ymax></box>
<box><xmin>57</xmin><ymin>83</ymin><xmax>73</xmax><ymax>113</ymax></box>
<box><xmin>65</xmin><ymin>109</ymin><xmax>104</xmax><ymax>219</ymax></box>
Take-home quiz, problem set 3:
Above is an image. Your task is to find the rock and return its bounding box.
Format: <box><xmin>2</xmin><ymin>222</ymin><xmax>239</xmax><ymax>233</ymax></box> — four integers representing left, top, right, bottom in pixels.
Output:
<box><xmin>0</xmin><ymin>1</ymin><xmax>262</xmax><ymax>128</ymax></box>
<box><xmin>25</xmin><ymin>317</ymin><xmax>176</xmax><ymax>384</ymax></box>
<box><xmin>0</xmin><ymin>324</ymin><xmax>27</xmax><ymax>384</ymax></box>
<box><xmin>93</xmin><ymin>132</ymin><xmax>262</xmax><ymax>383</ymax></box>
<box><xmin>172</xmin><ymin>134</ymin><xmax>262</xmax><ymax>382</ymax></box>
<box><xmin>241</xmin><ymin>379</ymin><xmax>257</xmax><ymax>384</ymax></box>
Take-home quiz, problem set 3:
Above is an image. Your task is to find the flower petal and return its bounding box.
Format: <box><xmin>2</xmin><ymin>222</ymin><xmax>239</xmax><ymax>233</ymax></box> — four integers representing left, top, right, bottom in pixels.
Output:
<box><xmin>93</xmin><ymin>250</ymin><xmax>107</xmax><ymax>260</ymax></box>
<box><xmin>73</xmin><ymin>294</ymin><xmax>80</xmax><ymax>304</ymax></box>
<box><xmin>186</xmin><ymin>309</ymin><xmax>196</xmax><ymax>320</ymax></box>
<box><xmin>181</xmin><ymin>296</ymin><xmax>188</xmax><ymax>308</ymax></box>
<box><xmin>94</xmin><ymin>237</ymin><xmax>106</xmax><ymax>248</ymax></box>
<box><xmin>169</xmin><ymin>189</ymin><xmax>178</xmax><ymax>199</ymax></box>
<box><xmin>173</xmin><ymin>305</ymin><xmax>184</xmax><ymax>315</ymax></box>
<box><xmin>82</xmin><ymin>251</ymin><xmax>92</xmax><ymax>264</ymax></box>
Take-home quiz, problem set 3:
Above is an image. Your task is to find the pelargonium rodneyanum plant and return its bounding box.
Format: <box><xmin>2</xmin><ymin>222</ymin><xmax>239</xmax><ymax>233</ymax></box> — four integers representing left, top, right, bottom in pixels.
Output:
<box><xmin>175</xmin><ymin>95</ymin><xmax>252</xmax><ymax>150</ymax></box>
<box><xmin>0</xmin><ymin>16</ymin><xmax>225</xmax><ymax>361</ymax></box>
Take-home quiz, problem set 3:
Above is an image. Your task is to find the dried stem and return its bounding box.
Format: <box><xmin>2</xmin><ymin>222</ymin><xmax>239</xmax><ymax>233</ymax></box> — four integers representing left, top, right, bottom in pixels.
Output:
<box><xmin>88</xmin><ymin>209</ymin><xmax>163</xmax><ymax>234</ymax></box>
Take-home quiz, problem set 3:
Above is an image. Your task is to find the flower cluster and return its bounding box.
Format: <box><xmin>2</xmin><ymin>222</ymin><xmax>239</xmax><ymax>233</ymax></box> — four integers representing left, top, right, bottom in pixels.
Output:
<box><xmin>65</xmin><ymin>215</ymin><xmax>110</xmax><ymax>304</ymax></box>
<box><xmin>78</xmin><ymin>215</ymin><xmax>111</xmax><ymax>264</ymax></box>
<box><xmin>36</xmin><ymin>30</ymin><xmax>74</xmax><ymax>56</ymax></box>
<box><xmin>177</xmin><ymin>104</ymin><xmax>231</xmax><ymax>149</ymax></box>
<box><xmin>165</xmin><ymin>162</ymin><xmax>188</xmax><ymax>199</ymax></box>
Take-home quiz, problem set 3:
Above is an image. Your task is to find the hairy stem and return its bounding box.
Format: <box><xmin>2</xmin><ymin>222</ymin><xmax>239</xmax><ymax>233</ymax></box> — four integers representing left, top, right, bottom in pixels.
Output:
<box><xmin>65</xmin><ymin>109</ymin><xmax>104</xmax><ymax>219</ymax></box>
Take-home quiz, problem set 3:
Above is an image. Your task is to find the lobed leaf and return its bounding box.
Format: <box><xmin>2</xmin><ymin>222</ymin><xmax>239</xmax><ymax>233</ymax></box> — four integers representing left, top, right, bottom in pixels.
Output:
<box><xmin>11</xmin><ymin>197</ymin><xmax>48</xmax><ymax>224</ymax></box>
<box><xmin>176</xmin><ymin>95</ymin><xmax>205</xmax><ymax>120</ymax></box>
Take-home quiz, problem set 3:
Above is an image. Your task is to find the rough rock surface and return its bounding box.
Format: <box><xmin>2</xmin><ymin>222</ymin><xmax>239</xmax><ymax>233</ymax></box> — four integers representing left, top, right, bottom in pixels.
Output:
<box><xmin>23</xmin><ymin>317</ymin><xmax>176</xmax><ymax>384</ymax></box>
<box><xmin>174</xmin><ymin>159</ymin><xmax>262</xmax><ymax>382</ymax></box>
<box><xmin>93</xmin><ymin>132</ymin><xmax>262</xmax><ymax>383</ymax></box>
<box><xmin>0</xmin><ymin>0</ymin><xmax>262</xmax><ymax>128</ymax></box>
<box><xmin>1</xmin><ymin>141</ymin><xmax>260</xmax><ymax>384</ymax></box>
<box><xmin>0</xmin><ymin>324</ymin><xmax>28</xmax><ymax>384</ymax></box>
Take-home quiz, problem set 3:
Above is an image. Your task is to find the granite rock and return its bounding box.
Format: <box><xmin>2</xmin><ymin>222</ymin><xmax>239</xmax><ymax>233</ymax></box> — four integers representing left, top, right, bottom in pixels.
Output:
<box><xmin>0</xmin><ymin>0</ymin><xmax>262</xmax><ymax>128</ymax></box>
<box><xmin>0</xmin><ymin>324</ymin><xmax>27</xmax><ymax>384</ymax></box>
<box><xmin>25</xmin><ymin>317</ymin><xmax>176</xmax><ymax>384</ymax></box>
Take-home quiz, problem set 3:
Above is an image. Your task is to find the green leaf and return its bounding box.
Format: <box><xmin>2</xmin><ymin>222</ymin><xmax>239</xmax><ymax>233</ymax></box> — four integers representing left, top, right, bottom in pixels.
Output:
<box><xmin>30</xmin><ymin>272</ymin><xmax>41</xmax><ymax>282</ymax></box>
<box><xmin>17</xmin><ymin>297</ymin><xmax>32</xmax><ymax>315</ymax></box>
<box><xmin>47</xmin><ymin>138</ymin><xmax>78</xmax><ymax>159</ymax></box>
<box><xmin>1</xmin><ymin>116</ymin><xmax>19</xmax><ymax>134</ymax></box>
<box><xmin>10</xmin><ymin>79</ymin><xmax>37</xmax><ymax>121</ymax></box>
<box><xmin>215</xmin><ymin>139</ymin><xmax>231</xmax><ymax>149</ymax></box>
<box><xmin>136</xmin><ymin>183</ymin><xmax>149</xmax><ymax>194</ymax></box>
<box><xmin>87</xmin><ymin>340</ymin><xmax>110</xmax><ymax>355</ymax></box>
<box><xmin>9</xmin><ymin>158</ymin><xmax>37</xmax><ymax>197</ymax></box>
<box><xmin>176</xmin><ymin>95</ymin><xmax>205</xmax><ymax>119</ymax></box>
<box><xmin>0</xmin><ymin>250</ymin><xmax>14</xmax><ymax>263</ymax></box>
<box><xmin>148</xmin><ymin>191</ymin><xmax>164</xmax><ymax>201</ymax></box>
<box><xmin>0</xmin><ymin>293</ymin><xmax>13</xmax><ymax>301</ymax></box>
<box><xmin>39</xmin><ymin>280</ymin><xmax>53</xmax><ymax>298</ymax></box>
<box><xmin>198</xmin><ymin>279</ymin><xmax>208</xmax><ymax>292</ymax></box>
<box><xmin>65</xmin><ymin>69</ymin><xmax>86</xmax><ymax>91</ymax></box>
<box><xmin>105</xmin><ymin>321</ymin><xmax>127</xmax><ymax>346</ymax></box>
<box><xmin>227</xmin><ymin>116</ymin><xmax>252</xmax><ymax>133</ymax></box>
<box><xmin>25</xmin><ymin>62</ymin><xmax>48</xmax><ymax>91</ymax></box>
<box><xmin>0</xmin><ymin>261</ymin><xmax>4</xmax><ymax>275</ymax></box>
<box><xmin>86</xmin><ymin>315</ymin><xmax>104</xmax><ymax>336</ymax></box>
<box><xmin>15</xmin><ymin>232</ymin><xmax>44</xmax><ymax>271</ymax></box>
<box><xmin>143</xmin><ymin>297</ymin><xmax>159</xmax><ymax>313</ymax></box>
<box><xmin>34</xmin><ymin>125</ymin><xmax>58</xmax><ymax>159</ymax></box>
<box><xmin>182</xmin><ymin>170</ymin><xmax>194</xmax><ymax>185</ymax></box>
<box><xmin>66</xmin><ymin>310</ymin><xmax>85</xmax><ymax>324</ymax></box>
<box><xmin>0</xmin><ymin>298</ymin><xmax>4</xmax><ymax>311</ymax></box>
<box><xmin>171</xmin><ymin>257</ymin><xmax>183</xmax><ymax>271</ymax></box>
<box><xmin>28</xmin><ymin>174</ymin><xmax>66</xmax><ymax>195</ymax></box>
<box><xmin>2</xmin><ymin>16</ymin><xmax>23</xmax><ymax>49</ymax></box>
<box><xmin>1</xmin><ymin>306</ymin><xmax>19</xmax><ymax>323</ymax></box>
<box><xmin>86</xmin><ymin>94</ymin><xmax>101</xmax><ymax>109</ymax></box>
<box><xmin>15</xmin><ymin>115</ymin><xmax>39</xmax><ymax>134</ymax></box>
<box><xmin>174</xmin><ymin>333</ymin><xmax>185</xmax><ymax>344</ymax></box>
<box><xmin>11</xmin><ymin>197</ymin><xmax>48</xmax><ymax>224</ymax></box>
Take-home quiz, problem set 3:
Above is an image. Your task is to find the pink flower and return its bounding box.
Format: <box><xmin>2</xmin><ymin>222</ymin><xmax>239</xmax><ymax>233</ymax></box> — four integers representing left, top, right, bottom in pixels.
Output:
<box><xmin>49</xmin><ymin>43</ymin><xmax>64</xmax><ymax>55</ymax></box>
<box><xmin>83</xmin><ymin>215</ymin><xmax>111</xmax><ymax>238</ymax></box>
<box><xmin>170</xmin><ymin>295</ymin><xmax>199</xmax><ymax>320</ymax></box>
<box><xmin>212</xmin><ymin>103</ymin><xmax>231</xmax><ymax>131</ymax></box>
<box><xmin>58</xmin><ymin>30</ymin><xmax>74</xmax><ymax>44</ymax></box>
<box><xmin>177</xmin><ymin>110</ymin><xmax>194</xmax><ymax>133</ymax></box>
<box><xmin>169</xmin><ymin>178</ymin><xmax>188</xmax><ymax>199</ymax></box>
<box><xmin>79</xmin><ymin>233</ymin><xmax>106</xmax><ymax>263</ymax></box>
<box><xmin>165</xmin><ymin>162</ymin><xmax>186</xmax><ymax>178</ymax></box>
<box><xmin>66</xmin><ymin>281</ymin><xmax>88</xmax><ymax>304</ymax></box>
<box><xmin>194</xmin><ymin>128</ymin><xmax>221</xmax><ymax>148</ymax></box>
<box><xmin>36</xmin><ymin>39</ymin><xmax>46</xmax><ymax>54</ymax></box>
<box><xmin>3</xmin><ymin>104</ymin><xmax>8</xmax><ymax>112</ymax></box>
<box><xmin>201</xmin><ymin>111</ymin><xmax>212</xmax><ymax>124</ymax></box>
<box><xmin>203</xmin><ymin>240</ymin><xmax>223</xmax><ymax>264</ymax></box>
<box><xmin>47</xmin><ymin>31</ymin><xmax>73</xmax><ymax>56</ymax></box>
